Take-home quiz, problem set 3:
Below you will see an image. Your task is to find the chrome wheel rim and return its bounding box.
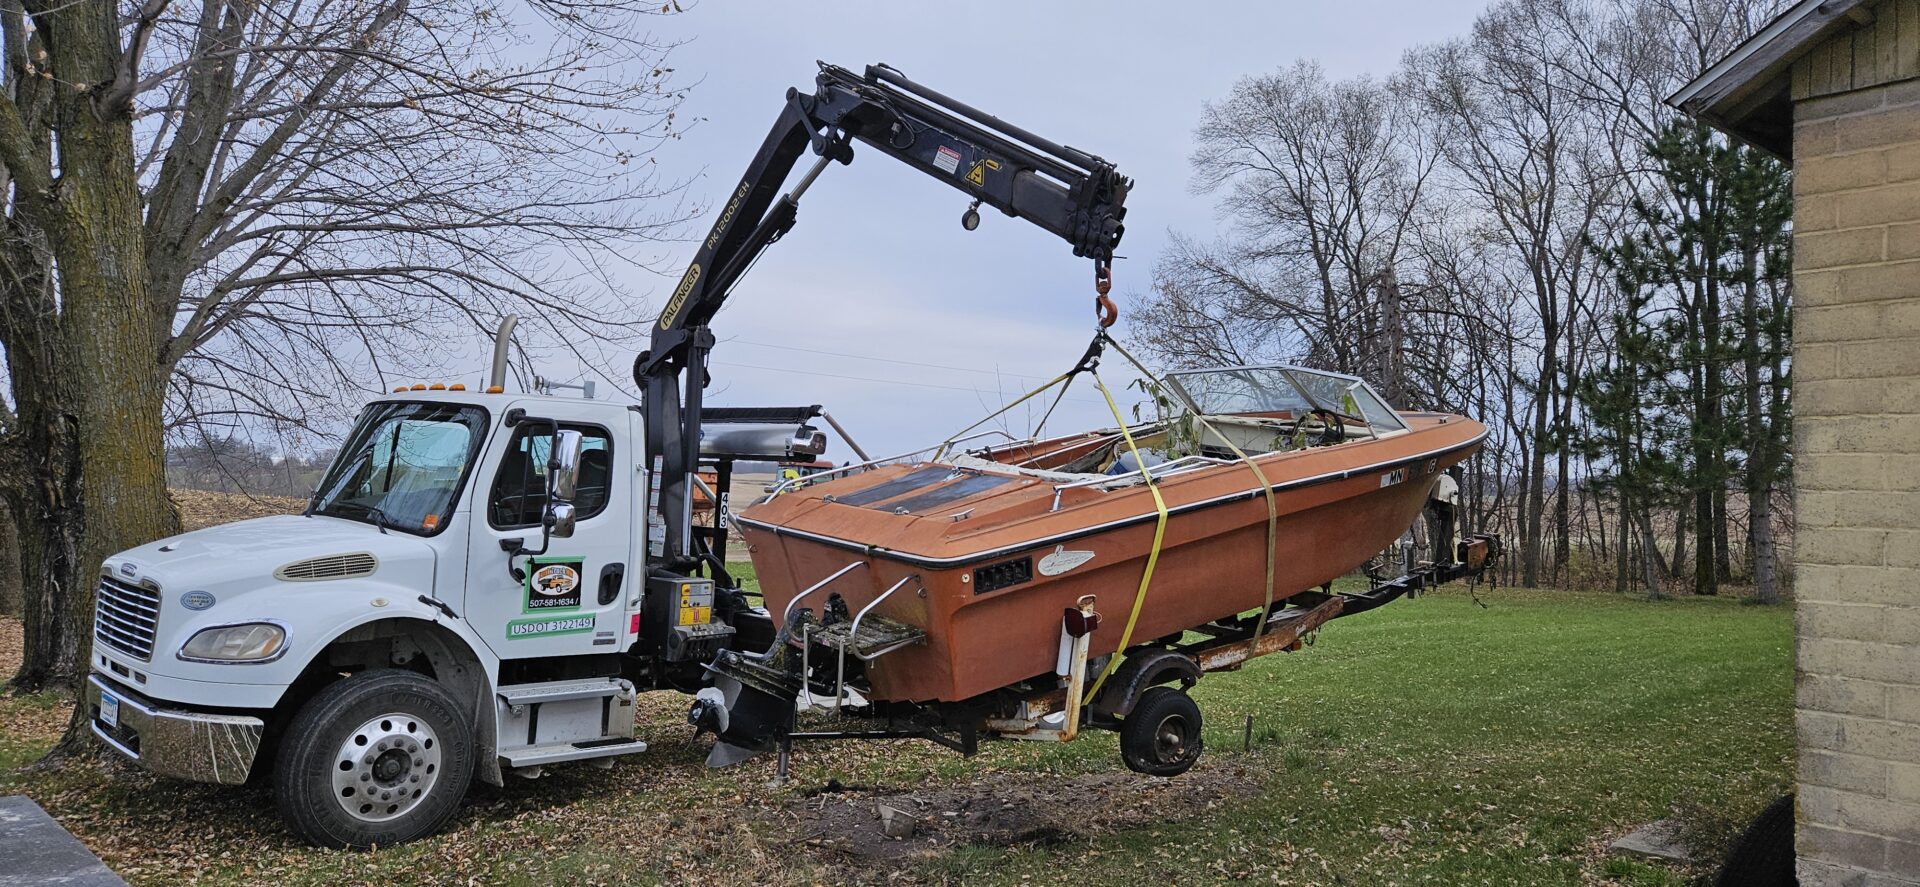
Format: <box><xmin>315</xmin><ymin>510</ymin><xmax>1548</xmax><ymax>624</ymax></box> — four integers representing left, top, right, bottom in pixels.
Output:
<box><xmin>1154</xmin><ymin>713</ymin><xmax>1191</xmax><ymax>761</ymax></box>
<box><xmin>330</xmin><ymin>711</ymin><xmax>441</xmax><ymax>823</ymax></box>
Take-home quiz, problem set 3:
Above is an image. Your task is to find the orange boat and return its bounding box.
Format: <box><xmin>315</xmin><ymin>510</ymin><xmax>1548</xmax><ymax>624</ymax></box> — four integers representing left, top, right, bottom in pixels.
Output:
<box><xmin>696</xmin><ymin>364</ymin><xmax>1497</xmax><ymax>775</ymax></box>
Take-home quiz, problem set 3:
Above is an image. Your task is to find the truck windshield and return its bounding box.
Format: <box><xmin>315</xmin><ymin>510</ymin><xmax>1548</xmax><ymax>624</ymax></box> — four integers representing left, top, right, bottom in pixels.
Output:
<box><xmin>309</xmin><ymin>401</ymin><xmax>488</xmax><ymax>535</ymax></box>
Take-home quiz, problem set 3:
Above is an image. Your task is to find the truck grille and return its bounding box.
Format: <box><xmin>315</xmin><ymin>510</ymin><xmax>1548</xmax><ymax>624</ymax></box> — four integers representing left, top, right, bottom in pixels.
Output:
<box><xmin>95</xmin><ymin>575</ymin><xmax>160</xmax><ymax>661</ymax></box>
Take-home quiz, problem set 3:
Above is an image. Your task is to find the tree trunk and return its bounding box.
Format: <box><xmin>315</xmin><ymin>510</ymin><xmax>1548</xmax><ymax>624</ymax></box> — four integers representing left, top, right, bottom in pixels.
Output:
<box><xmin>1714</xmin><ymin>485</ymin><xmax>1732</xmax><ymax>581</ymax></box>
<box><xmin>1522</xmin><ymin>365</ymin><xmax>1551</xmax><ymax>588</ymax></box>
<box><xmin>0</xmin><ymin>505</ymin><xmax>20</xmax><ymax>617</ymax></box>
<box><xmin>0</xmin><ymin>237</ymin><xmax>84</xmax><ymax>693</ymax></box>
<box><xmin>1741</xmin><ymin>250</ymin><xmax>1780</xmax><ymax>604</ymax></box>
<box><xmin>13</xmin><ymin>0</ymin><xmax>179</xmax><ymax>755</ymax></box>
<box><xmin>1671</xmin><ymin>496</ymin><xmax>1689</xmax><ymax>578</ymax></box>
<box><xmin>1614</xmin><ymin>491</ymin><xmax>1630</xmax><ymax>596</ymax></box>
<box><xmin>1638</xmin><ymin>506</ymin><xmax>1665</xmax><ymax>601</ymax></box>
<box><xmin>1697</xmin><ymin>221</ymin><xmax>1724</xmax><ymax>595</ymax></box>
<box><xmin>1694</xmin><ymin>485</ymin><xmax>1717</xmax><ymax>595</ymax></box>
<box><xmin>1554</xmin><ymin>408</ymin><xmax>1571</xmax><ymax>585</ymax></box>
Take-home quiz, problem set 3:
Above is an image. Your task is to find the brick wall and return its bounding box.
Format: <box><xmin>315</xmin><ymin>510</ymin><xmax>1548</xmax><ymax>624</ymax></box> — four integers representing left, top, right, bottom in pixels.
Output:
<box><xmin>1791</xmin><ymin>79</ymin><xmax>1920</xmax><ymax>887</ymax></box>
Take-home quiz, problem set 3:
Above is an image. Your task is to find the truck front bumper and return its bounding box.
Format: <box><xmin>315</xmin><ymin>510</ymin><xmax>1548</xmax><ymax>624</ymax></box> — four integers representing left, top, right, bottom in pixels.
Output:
<box><xmin>84</xmin><ymin>674</ymin><xmax>264</xmax><ymax>785</ymax></box>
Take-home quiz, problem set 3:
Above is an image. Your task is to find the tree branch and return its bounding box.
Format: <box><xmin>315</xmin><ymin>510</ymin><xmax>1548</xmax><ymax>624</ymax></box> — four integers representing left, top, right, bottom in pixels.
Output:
<box><xmin>98</xmin><ymin>0</ymin><xmax>171</xmax><ymax>117</ymax></box>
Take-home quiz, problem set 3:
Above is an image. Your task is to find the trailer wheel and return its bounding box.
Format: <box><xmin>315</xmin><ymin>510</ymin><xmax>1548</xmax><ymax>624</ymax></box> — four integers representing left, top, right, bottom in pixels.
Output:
<box><xmin>273</xmin><ymin>669</ymin><xmax>474</xmax><ymax>849</ymax></box>
<box><xmin>1120</xmin><ymin>686</ymin><xmax>1203</xmax><ymax>776</ymax></box>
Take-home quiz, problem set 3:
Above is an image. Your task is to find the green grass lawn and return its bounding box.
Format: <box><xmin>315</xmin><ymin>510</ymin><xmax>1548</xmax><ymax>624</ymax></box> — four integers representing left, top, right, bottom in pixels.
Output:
<box><xmin>0</xmin><ymin>583</ymin><xmax>1791</xmax><ymax>886</ymax></box>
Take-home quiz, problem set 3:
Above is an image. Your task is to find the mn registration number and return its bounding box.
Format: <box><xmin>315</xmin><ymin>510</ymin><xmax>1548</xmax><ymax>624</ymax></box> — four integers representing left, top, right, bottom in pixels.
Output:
<box><xmin>98</xmin><ymin>691</ymin><xmax>119</xmax><ymax>729</ymax></box>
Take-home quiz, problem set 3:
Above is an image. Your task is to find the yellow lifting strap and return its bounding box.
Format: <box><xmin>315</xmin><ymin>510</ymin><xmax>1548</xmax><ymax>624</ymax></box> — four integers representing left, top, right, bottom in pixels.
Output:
<box><xmin>1102</xmin><ymin>338</ymin><xmax>1283</xmax><ymax>650</ymax></box>
<box><xmin>1082</xmin><ymin>367</ymin><xmax>1170</xmax><ymax>704</ymax></box>
<box><xmin>909</xmin><ymin>328</ymin><xmax>1282</xmax><ymax>707</ymax></box>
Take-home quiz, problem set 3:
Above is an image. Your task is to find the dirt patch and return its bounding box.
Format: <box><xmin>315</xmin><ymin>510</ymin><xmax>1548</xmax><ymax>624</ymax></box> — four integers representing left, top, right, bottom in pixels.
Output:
<box><xmin>771</xmin><ymin>760</ymin><xmax>1263</xmax><ymax>860</ymax></box>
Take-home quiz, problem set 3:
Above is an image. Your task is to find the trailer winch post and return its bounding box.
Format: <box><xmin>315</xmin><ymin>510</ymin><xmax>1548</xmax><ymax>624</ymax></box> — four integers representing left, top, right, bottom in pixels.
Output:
<box><xmin>1064</xmin><ymin>595</ymin><xmax>1099</xmax><ymax>739</ymax></box>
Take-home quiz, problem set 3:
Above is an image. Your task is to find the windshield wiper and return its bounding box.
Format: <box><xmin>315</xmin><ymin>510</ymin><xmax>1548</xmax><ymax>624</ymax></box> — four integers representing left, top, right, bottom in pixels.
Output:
<box><xmin>321</xmin><ymin>500</ymin><xmax>395</xmax><ymax>534</ymax></box>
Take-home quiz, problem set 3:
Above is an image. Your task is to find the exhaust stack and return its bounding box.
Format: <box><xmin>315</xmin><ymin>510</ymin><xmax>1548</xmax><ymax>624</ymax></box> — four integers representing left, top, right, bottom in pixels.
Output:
<box><xmin>488</xmin><ymin>315</ymin><xmax>518</xmax><ymax>391</ymax></box>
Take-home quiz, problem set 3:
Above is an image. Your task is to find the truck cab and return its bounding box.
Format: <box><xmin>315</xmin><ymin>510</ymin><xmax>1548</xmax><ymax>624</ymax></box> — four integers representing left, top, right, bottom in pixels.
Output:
<box><xmin>82</xmin><ymin>386</ymin><xmax>803</xmax><ymax>848</ymax></box>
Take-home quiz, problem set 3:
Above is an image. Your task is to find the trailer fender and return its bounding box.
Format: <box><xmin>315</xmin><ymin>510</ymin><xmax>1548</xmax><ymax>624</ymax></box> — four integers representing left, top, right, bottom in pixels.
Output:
<box><xmin>1089</xmin><ymin>648</ymin><xmax>1200</xmax><ymax>719</ymax></box>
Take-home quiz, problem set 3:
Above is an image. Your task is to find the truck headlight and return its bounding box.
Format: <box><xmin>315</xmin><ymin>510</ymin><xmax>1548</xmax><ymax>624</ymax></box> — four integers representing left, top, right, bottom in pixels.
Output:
<box><xmin>179</xmin><ymin>623</ymin><xmax>287</xmax><ymax>663</ymax></box>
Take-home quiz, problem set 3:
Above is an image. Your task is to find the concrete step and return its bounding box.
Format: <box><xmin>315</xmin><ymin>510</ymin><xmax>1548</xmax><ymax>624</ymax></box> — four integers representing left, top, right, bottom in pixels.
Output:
<box><xmin>0</xmin><ymin>795</ymin><xmax>127</xmax><ymax>886</ymax></box>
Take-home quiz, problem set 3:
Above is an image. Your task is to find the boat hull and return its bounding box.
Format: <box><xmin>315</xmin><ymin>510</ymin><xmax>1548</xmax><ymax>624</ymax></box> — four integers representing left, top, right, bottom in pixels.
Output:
<box><xmin>738</xmin><ymin>415</ymin><xmax>1483</xmax><ymax>703</ymax></box>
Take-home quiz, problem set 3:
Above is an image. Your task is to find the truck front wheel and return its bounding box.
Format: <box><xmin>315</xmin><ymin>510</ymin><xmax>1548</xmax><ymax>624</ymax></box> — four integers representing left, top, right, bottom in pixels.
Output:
<box><xmin>273</xmin><ymin>669</ymin><xmax>474</xmax><ymax>848</ymax></box>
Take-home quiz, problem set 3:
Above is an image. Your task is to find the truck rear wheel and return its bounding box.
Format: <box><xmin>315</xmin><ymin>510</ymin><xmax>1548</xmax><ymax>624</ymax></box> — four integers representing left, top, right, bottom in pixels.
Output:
<box><xmin>1119</xmin><ymin>686</ymin><xmax>1203</xmax><ymax>776</ymax></box>
<box><xmin>273</xmin><ymin>669</ymin><xmax>474</xmax><ymax>848</ymax></box>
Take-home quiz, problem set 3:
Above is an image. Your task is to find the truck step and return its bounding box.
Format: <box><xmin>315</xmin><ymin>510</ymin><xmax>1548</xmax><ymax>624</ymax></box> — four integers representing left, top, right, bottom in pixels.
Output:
<box><xmin>501</xmin><ymin>737</ymin><xmax>648</xmax><ymax>769</ymax></box>
<box><xmin>497</xmin><ymin>677</ymin><xmax>633</xmax><ymax>707</ymax></box>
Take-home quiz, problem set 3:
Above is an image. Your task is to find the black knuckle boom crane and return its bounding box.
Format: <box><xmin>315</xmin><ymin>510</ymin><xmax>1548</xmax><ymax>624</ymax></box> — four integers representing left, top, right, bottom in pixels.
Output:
<box><xmin>633</xmin><ymin>62</ymin><xmax>1130</xmax><ymax>612</ymax></box>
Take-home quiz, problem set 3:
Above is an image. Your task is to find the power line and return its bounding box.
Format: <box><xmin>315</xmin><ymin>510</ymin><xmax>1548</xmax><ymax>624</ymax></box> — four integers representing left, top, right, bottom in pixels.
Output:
<box><xmin>710</xmin><ymin>359</ymin><xmax>1108</xmax><ymax>406</ymax></box>
<box><xmin>721</xmin><ymin>336</ymin><xmax>1072</xmax><ymax>382</ymax></box>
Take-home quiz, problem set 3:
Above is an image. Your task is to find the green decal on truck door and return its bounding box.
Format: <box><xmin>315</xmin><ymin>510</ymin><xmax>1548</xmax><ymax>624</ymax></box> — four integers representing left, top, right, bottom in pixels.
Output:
<box><xmin>522</xmin><ymin>555</ymin><xmax>585</xmax><ymax>613</ymax></box>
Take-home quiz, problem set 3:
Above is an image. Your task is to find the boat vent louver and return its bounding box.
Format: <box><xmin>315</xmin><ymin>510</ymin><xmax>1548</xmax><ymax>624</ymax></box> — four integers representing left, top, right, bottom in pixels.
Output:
<box><xmin>274</xmin><ymin>552</ymin><xmax>378</xmax><ymax>582</ymax></box>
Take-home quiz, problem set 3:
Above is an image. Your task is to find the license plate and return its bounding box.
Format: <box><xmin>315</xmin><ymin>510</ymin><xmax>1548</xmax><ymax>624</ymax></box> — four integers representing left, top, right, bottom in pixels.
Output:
<box><xmin>98</xmin><ymin>692</ymin><xmax>119</xmax><ymax>729</ymax></box>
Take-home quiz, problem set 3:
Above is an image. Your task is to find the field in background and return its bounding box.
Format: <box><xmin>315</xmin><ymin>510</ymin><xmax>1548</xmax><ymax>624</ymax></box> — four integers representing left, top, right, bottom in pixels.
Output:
<box><xmin>0</xmin><ymin>567</ymin><xmax>1790</xmax><ymax>885</ymax></box>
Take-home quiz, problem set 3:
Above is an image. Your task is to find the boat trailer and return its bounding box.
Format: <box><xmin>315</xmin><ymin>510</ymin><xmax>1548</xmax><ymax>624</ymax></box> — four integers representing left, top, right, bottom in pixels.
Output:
<box><xmin>690</xmin><ymin>531</ymin><xmax>1500</xmax><ymax>779</ymax></box>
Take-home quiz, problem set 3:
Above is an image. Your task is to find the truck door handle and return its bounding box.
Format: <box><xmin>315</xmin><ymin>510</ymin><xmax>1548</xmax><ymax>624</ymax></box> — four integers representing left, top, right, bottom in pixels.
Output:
<box><xmin>599</xmin><ymin>563</ymin><xmax>624</xmax><ymax>606</ymax></box>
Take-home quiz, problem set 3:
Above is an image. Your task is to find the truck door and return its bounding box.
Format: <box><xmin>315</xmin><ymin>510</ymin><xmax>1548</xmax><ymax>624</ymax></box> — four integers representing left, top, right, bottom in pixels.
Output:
<box><xmin>465</xmin><ymin>400</ymin><xmax>633</xmax><ymax>661</ymax></box>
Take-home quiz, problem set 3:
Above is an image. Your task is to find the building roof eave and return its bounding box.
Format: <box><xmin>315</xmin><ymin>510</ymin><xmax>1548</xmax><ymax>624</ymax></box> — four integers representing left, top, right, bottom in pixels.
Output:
<box><xmin>1667</xmin><ymin>0</ymin><xmax>1871</xmax><ymax>158</ymax></box>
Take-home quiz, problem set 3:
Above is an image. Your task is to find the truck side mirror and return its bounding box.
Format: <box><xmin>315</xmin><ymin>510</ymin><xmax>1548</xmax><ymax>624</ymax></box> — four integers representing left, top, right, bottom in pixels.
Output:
<box><xmin>550</xmin><ymin>429</ymin><xmax>584</xmax><ymax>502</ymax></box>
<box><xmin>544</xmin><ymin>429</ymin><xmax>584</xmax><ymax>539</ymax></box>
<box><xmin>547</xmin><ymin>501</ymin><xmax>577</xmax><ymax>539</ymax></box>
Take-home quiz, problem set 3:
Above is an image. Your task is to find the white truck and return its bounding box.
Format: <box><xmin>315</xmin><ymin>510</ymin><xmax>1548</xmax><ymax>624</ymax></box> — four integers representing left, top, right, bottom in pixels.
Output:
<box><xmin>81</xmin><ymin>61</ymin><xmax>1132</xmax><ymax>848</ymax></box>
<box><xmin>86</xmin><ymin>384</ymin><xmax>824</xmax><ymax>846</ymax></box>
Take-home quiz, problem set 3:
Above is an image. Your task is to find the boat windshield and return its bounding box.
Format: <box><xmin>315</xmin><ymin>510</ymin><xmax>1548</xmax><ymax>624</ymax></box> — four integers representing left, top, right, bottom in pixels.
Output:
<box><xmin>1164</xmin><ymin>366</ymin><xmax>1407</xmax><ymax>432</ymax></box>
<box><xmin>308</xmin><ymin>401</ymin><xmax>489</xmax><ymax>535</ymax></box>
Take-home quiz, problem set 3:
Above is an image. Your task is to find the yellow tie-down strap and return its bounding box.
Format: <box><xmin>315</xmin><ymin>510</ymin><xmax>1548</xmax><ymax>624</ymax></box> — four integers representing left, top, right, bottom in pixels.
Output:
<box><xmin>1080</xmin><ymin>339</ymin><xmax>1284</xmax><ymax>706</ymax></box>
<box><xmin>1083</xmin><ymin>368</ymin><xmax>1170</xmax><ymax>705</ymax></box>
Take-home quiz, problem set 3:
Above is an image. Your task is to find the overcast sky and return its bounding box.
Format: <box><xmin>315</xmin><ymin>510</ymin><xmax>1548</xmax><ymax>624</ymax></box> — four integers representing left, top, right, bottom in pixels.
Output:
<box><xmin>580</xmin><ymin>1</ymin><xmax>1490</xmax><ymax>459</ymax></box>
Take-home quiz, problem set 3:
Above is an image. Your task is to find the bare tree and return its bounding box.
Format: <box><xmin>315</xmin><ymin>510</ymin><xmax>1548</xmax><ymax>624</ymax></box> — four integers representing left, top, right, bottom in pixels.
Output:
<box><xmin>1403</xmin><ymin>0</ymin><xmax>1629</xmax><ymax>587</ymax></box>
<box><xmin>1134</xmin><ymin>61</ymin><xmax>1436</xmax><ymax>401</ymax></box>
<box><xmin>1134</xmin><ymin>0</ymin><xmax>1788</xmax><ymax>597</ymax></box>
<box><xmin>0</xmin><ymin>0</ymin><xmax>693</xmax><ymax>744</ymax></box>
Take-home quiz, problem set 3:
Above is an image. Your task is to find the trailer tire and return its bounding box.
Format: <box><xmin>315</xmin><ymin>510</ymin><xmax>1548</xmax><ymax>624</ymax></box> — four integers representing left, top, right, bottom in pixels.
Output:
<box><xmin>273</xmin><ymin>669</ymin><xmax>474</xmax><ymax>849</ymax></box>
<box><xmin>1120</xmin><ymin>686</ymin><xmax>1202</xmax><ymax>776</ymax></box>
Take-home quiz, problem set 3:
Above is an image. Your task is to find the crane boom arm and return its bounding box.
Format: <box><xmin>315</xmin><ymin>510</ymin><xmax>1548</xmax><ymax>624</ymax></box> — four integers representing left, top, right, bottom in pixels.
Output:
<box><xmin>636</xmin><ymin>61</ymin><xmax>1130</xmax><ymax>569</ymax></box>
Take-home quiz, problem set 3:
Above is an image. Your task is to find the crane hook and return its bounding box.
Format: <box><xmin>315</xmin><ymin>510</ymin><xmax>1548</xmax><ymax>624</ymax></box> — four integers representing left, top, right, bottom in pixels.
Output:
<box><xmin>1094</xmin><ymin>261</ymin><xmax>1117</xmax><ymax>329</ymax></box>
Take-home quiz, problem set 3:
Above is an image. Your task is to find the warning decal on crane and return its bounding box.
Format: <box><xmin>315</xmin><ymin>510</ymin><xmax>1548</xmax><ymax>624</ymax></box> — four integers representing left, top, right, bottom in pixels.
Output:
<box><xmin>965</xmin><ymin>158</ymin><xmax>1000</xmax><ymax>187</ymax></box>
<box><xmin>934</xmin><ymin>146</ymin><xmax>962</xmax><ymax>174</ymax></box>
